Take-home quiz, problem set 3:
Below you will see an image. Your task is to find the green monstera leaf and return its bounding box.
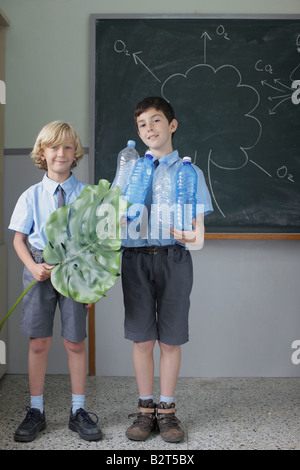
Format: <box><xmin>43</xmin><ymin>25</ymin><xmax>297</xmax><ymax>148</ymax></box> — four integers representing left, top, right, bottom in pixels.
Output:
<box><xmin>43</xmin><ymin>179</ymin><xmax>127</xmax><ymax>304</ymax></box>
<box><xmin>0</xmin><ymin>179</ymin><xmax>127</xmax><ymax>331</ymax></box>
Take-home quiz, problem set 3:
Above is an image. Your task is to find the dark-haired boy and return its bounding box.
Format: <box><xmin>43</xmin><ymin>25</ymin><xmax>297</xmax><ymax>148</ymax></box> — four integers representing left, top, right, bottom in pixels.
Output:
<box><xmin>119</xmin><ymin>97</ymin><xmax>213</xmax><ymax>442</ymax></box>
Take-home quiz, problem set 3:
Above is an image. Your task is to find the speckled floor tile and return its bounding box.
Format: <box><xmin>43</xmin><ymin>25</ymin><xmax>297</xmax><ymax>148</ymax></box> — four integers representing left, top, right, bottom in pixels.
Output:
<box><xmin>0</xmin><ymin>375</ymin><xmax>299</xmax><ymax>450</ymax></box>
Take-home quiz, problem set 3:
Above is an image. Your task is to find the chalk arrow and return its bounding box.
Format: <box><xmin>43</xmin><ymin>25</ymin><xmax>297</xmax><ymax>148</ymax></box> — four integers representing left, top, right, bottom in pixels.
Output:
<box><xmin>261</xmin><ymin>79</ymin><xmax>285</xmax><ymax>93</ymax></box>
<box><xmin>201</xmin><ymin>32</ymin><xmax>212</xmax><ymax>64</ymax></box>
<box><xmin>269</xmin><ymin>96</ymin><xmax>290</xmax><ymax>114</ymax></box>
<box><xmin>132</xmin><ymin>52</ymin><xmax>161</xmax><ymax>83</ymax></box>
<box><xmin>268</xmin><ymin>94</ymin><xmax>291</xmax><ymax>101</ymax></box>
<box><xmin>274</xmin><ymin>78</ymin><xmax>293</xmax><ymax>91</ymax></box>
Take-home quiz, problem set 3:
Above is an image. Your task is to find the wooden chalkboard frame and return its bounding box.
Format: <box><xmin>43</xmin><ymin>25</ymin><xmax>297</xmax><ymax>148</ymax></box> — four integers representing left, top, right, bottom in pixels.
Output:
<box><xmin>89</xmin><ymin>14</ymin><xmax>300</xmax><ymax>240</ymax></box>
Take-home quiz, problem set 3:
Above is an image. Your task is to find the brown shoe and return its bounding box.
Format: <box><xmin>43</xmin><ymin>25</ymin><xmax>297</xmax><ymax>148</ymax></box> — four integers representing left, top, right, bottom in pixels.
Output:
<box><xmin>125</xmin><ymin>399</ymin><xmax>156</xmax><ymax>441</ymax></box>
<box><xmin>157</xmin><ymin>402</ymin><xmax>184</xmax><ymax>443</ymax></box>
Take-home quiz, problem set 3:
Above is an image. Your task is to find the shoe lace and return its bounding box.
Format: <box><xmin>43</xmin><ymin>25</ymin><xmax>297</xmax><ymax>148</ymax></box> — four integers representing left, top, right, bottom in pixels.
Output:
<box><xmin>76</xmin><ymin>408</ymin><xmax>99</xmax><ymax>424</ymax></box>
<box><xmin>24</xmin><ymin>406</ymin><xmax>41</xmax><ymax>422</ymax></box>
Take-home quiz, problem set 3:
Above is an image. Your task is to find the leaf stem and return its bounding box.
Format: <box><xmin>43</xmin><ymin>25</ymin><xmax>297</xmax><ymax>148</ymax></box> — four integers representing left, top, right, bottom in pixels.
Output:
<box><xmin>0</xmin><ymin>279</ymin><xmax>37</xmax><ymax>332</ymax></box>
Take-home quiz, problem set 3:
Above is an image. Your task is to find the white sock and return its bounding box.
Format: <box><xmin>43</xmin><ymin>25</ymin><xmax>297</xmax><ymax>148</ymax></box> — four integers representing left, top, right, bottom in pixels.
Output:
<box><xmin>72</xmin><ymin>394</ymin><xmax>85</xmax><ymax>414</ymax></box>
<box><xmin>160</xmin><ymin>395</ymin><xmax>174</xmax><ymax>403</ymax></box>
<box><xmin>31</xmin><ymin>394</ymin><xmax>44</xmax><ymax>413</ymax></box>
<box><xmin>139</xmin><ymin>395</ymin><xmax>154</xmax><ymax>402</ymax></box>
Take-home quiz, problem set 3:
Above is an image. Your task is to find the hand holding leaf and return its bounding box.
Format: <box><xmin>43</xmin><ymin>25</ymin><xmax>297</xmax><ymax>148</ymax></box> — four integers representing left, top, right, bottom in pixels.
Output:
<box><xmin>0</xmin><ymin>180</ymin><xmax>127</xmax><ymax>330</ymax></box>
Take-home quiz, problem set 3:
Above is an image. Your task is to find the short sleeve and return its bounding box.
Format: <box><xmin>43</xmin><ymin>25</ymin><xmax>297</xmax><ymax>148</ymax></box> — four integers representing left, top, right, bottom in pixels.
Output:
<box><xmin>8</xmin><ymin>190</ymin><xmax>34</xmax><ymax>235</ymax></box>
<box><xmin>193</xmin><ymin>166</ymin><xmax>214</xmax><ymax>216</ymax></box>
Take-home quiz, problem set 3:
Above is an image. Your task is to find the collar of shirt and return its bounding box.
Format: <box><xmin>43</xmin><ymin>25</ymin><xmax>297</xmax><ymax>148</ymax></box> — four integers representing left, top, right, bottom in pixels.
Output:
<box><xmin>42</xmin><ymin>172</ymin><xmax>77</xmax><ymax>196</ymax></box>
<box><xmin>157</xmin><ymin>150</ymin><xmax>179</xmax><ymax>166</ymax></box>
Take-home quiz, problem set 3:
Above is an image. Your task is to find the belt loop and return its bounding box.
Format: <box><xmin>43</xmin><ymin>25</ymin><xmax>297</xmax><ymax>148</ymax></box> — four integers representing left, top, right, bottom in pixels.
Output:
<box><xmin>168</xmin><ymin>245</ymin><xmax>174</xmax><ymax>258</ymax></box>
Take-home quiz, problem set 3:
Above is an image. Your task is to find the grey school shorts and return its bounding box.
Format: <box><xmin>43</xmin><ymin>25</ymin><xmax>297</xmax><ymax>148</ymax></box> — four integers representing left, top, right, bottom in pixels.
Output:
<box><xmin>121</xmin><ymin>244</ymin><xmax>193</xmax><ymax>346</ymax></box>
<box><xmin>20</xmin><ymin>248</ymin><xmax>88</xmax><ymax>343</ymax></box>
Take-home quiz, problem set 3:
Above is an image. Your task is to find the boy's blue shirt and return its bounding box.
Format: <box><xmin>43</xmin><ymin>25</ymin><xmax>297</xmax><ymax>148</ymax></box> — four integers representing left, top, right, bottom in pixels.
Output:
<box><xmin>9</xmin><ymin>172</ymin><xmax>87</xmax><ymax>250</ymax></box>
<box><xmin>120</xmin><ymin>150</ymin><xmax>213</xmax><ymax>247</ymax></box>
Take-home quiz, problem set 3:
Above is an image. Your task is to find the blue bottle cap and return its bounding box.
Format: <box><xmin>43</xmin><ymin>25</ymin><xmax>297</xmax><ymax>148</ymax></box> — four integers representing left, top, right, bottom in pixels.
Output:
<box><xmin>145</xmin><ymin>150</ymin><xmax>154</xmax><ymax>160</ymax></box>
<box><xmin>127</xmin><ymin>140</ymin><xmax>136</xmax><ymax>147</ymax></box>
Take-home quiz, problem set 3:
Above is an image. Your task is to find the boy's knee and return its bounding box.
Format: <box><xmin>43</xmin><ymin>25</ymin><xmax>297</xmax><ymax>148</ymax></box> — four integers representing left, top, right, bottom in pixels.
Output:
<box><xmin>134</xmin><ymin>340</ymin><xmax>156</xmax><ymax>354</ymax></box>
<box><xmin>63</xmin><ymin>338</ymin><xmax>85</xmax><ymax>354</ymax></box>
<box><xmin>29</xmin><ymin>337</ymin><xmax>51</xmax><ymax>355</ymax></box>
<box><xmin>159</xmin><ymin>342</ymin><xmax>181</xmax><ymax>353</ymax></box>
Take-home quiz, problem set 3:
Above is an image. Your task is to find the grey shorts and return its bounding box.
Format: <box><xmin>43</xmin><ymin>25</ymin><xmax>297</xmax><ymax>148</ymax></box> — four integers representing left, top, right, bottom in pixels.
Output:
<box><xmin>121</xmin><ymin>244</ymin><xmax>193</xmax><ymax>346</ymax></box>
<box><xmin>20</xmin><ymin>248</ymin><xmax>88</xmax><ymax>343</ymax></box>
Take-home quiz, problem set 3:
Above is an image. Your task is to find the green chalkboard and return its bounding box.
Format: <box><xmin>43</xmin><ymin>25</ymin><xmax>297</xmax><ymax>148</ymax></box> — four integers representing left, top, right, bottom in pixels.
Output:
<box><xmin>89</xmin><ymin>15</ymin><xmax>300</xmax><ymax>235</ymax></box>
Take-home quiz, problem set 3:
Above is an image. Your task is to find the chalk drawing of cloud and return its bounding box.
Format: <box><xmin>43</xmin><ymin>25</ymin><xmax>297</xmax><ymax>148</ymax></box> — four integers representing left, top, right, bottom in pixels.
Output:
<box><xmin>161</xmin><ymin>64</ymin><xmax>262</xmax><ymax>170</ymax></box>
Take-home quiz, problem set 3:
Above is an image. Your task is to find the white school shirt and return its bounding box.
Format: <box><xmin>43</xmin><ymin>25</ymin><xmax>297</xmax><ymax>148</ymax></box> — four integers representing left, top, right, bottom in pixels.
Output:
<box><xmin>9</xmin><ymin>173</ymin><xmax>87</xmax><ymax>250</ymax></box>
<box><xmin>120</xmin><ymin>150</ymin><xmax>213</xmax><ymax>247</ymax></box>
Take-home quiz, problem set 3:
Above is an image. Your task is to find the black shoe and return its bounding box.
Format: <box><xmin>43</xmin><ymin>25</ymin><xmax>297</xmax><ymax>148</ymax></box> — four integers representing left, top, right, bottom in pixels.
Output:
<box><xmin>69</xmin><ymin>408</ymin><xmax>103</xmax><ymax>441</ymax></box>
<box><xmin>14</xmin><ymin>407</ymin><xmax>46</xmax><ymax>442</ymax></box>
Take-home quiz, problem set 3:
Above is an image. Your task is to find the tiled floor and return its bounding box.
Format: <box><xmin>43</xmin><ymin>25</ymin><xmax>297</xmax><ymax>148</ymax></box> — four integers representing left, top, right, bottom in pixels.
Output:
<box><xmin>0</xmin><ymin>374</ymin><xmax>299</xmax><ymax>450</ymax></box>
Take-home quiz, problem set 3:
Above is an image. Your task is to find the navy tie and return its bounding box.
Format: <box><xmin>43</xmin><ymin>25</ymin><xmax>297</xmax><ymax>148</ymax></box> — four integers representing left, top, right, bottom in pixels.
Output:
<box><xmin>144</xmin><ymin>159</ymin><xmax>159</xmax><ymax>212</ymax></box>
<box><xmin>57</xmin><ymin>185</ymin><xmax>65</xmax><ymax>208</ymax></box>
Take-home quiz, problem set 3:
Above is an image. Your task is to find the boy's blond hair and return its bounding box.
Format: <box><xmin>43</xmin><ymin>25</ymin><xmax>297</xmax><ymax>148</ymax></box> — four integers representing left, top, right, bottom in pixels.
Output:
<box><xmin>31</xmin><ymin>121</ymin><xmax>84</xmax><ymax>171</ymax></box>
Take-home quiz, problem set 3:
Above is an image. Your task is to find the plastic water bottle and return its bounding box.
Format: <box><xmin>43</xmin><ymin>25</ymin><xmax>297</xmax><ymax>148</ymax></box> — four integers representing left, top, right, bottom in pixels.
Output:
<box><xmin>175</xmin><ymin>156</ymin><xmax>197</xmax><ymax>231</ymax></box>
<box><xmin>113</xmin><ymin>140</ymin><xmax>140</xmax><ymax>192</ymax></box>
<box><xmin>151</xmin><ymin>161</ymin><xmax>174</xmax><ymax>237</ymax></box>
<box><xmin>123</xmin><ymin>151</ymin><xmax>156</xmax><ymax>221</ymax></box>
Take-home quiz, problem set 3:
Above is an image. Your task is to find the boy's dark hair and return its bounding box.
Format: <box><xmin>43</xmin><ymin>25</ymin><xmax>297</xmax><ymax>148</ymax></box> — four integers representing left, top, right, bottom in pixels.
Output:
<box><xmin>134</xmin><ymin>96</ymin><xmax>176</xmax><ymax>127</ymax></box>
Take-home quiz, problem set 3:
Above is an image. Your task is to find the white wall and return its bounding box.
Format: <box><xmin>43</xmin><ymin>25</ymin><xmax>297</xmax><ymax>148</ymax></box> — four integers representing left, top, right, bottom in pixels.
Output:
<box><xmin>2</xmin><ymin>0</ymin><xmax>300</xmax><ymax>148</ymax></box>
<box><xmin>2</xmin><ymin>0</ymin><xmax>300</xmax><ymax>377</ymax></box>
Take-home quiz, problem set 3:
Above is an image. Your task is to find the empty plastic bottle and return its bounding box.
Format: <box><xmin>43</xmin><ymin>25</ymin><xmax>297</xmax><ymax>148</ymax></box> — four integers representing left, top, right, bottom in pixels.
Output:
<box><xmin>123</xmin><ymin>151</ymin><xmax>156</xmax><ymax>221</ymax></box>
<box><xmin>175</xmin><ymin>156</ymin><xmax>197</xmax><ymax>231</ymax></box>
<box><xmin>151</xmin><ymin>161</ymin><xmax>175</xmax><ymax>238</ymax></box>
<box><xmin>113</xmin><ymin>140</ymin><xmax>140</xmax><ymax>192</ymax></box>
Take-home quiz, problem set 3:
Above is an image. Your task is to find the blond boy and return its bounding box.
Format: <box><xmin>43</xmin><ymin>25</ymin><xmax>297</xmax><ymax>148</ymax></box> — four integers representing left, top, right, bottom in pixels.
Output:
<box><xmin>9</xmin><ymin>121</ymin><xmax>102</xmax><ymax>442</ymax></box>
